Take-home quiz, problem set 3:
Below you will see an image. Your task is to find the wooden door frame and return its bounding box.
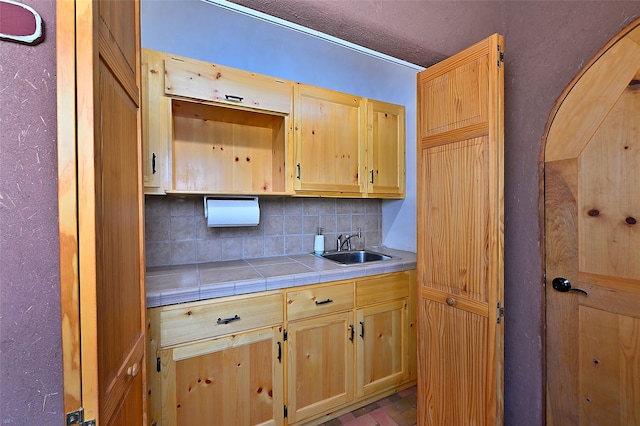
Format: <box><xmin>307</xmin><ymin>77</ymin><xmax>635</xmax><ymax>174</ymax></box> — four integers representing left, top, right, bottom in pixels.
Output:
<box><xmin>541</xmin><ymin>16</ymin><xmax>640</xmax><ymax>424</ymax></box>
<box><xmin>57</xmin><ymin>0</ymin><xmax>83</xmax><ymax>415</ymax></box>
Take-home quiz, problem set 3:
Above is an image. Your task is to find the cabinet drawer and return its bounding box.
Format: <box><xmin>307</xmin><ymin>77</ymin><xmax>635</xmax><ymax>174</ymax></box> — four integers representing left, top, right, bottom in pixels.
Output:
<box><xmin>356</xmin><ymin>272</ymin><xmax>410</xmax><ymax>307</ymax></box>
<box><xmin>159</xmin><ymin>292</ymin><xmax>283</xmax><ymax>347</ymax></box>
<box><xmin>165</xmin><ymin>55</ymin><xmax>293</xmax><ymax>114</ymax></box>
<box><xmin>286</xmin><ymin>282</ymin><xmax>354</xmax><ymax>321</ymax></box>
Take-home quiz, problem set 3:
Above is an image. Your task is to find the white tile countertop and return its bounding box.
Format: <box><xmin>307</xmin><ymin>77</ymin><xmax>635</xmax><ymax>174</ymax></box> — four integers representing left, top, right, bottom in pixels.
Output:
<box><xmin>146</xmin><ymin>247</ymin><xmax>416</xmax><ymax>308</ymax></box>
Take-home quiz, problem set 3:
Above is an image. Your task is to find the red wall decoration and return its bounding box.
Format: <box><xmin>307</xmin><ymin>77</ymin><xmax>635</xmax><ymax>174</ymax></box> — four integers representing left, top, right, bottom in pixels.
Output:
<box><xmin>0</xmin><ymin>0</ymin><xmax>44</xmax><ymax>45</ymax></box>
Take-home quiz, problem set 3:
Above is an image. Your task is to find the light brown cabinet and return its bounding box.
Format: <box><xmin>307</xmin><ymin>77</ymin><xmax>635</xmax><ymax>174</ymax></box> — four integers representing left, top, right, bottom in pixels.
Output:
<box><xmin>355</xmin><ymin>272</ymin><xmax>410</xmax><ymax>397</ymax></box>
<box><xmin>141</xmin><ymin>48</ymin><xmax>294</xmax><ymax>195</ymax></box>
<box><xmin>285</xmin><ymin>281</ymin><xmax>356</xmax><ymax>423</ymax></box>
<box><xmin>293</xmin><ymin>84</ymin><xmax>365</xmax><ymax>196</ymax></box>
<box><xmin>141</xmin><ymin>49</ymin><xmax>172</xmax><ymax>194</ymax></box>
<box><xmin>365</xmin><ymin>100</ymin><xmax>406</xmax><ymax>198</ymax></box>
<box><xmin>148</xmin><ymin>292</ymin><xmax>285</xmax><ymax>426</ymax></box>
<box><xmin>286</xmin><ymin>311</ymin><xmax>355</xmax><ymax>423</ymax></box>
<box><xmin>147</xmin><ymin>271</ymin><xmax>416</xmax><ymax>426</ymax></box>
<box><xmin>142</xmin><ymin>48</ymin><xmax>406</xmax><ymax>198</ymax></box>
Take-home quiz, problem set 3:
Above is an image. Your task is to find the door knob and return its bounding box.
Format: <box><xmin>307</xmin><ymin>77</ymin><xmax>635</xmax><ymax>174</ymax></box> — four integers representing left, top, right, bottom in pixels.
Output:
<box><xmin>551</xmin><ymin>277</ymin><xmax>588</xmax><ymax>296</ymax></box>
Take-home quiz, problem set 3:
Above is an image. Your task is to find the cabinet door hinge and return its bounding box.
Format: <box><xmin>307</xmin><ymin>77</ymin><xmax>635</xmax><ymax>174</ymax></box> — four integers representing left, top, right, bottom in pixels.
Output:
<box><xmin>497</xmin><ymin>45</ymin><xmax>504</xmax><ymax>68</ymax></box>
<box><xmin>284</xmin><ymin>405</ymin><xmax>288</xmax><ymax>418</ymax></box>
<box><xmin>283</xmin><ymin>329</ymin><xmax>288</xmax><ymax>341</ymax></box>
<box><xmin>66</xmin><ymin>408</ymin><xmax>96</xmax><ymax>426</ymax></box>
<box><xmin>497</xmin><ymin>301</ymin><xmax>505</xmax><ymax>324</ymax></box>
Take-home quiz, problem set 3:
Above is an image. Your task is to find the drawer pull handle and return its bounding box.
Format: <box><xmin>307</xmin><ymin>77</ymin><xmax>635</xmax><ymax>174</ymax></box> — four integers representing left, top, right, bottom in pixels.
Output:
<box><xmin>217</xmin><ymin>314</ymin><xmax>241</xmax><ymax>325</ymax></box>
<box><xmin>225</xmin><ymin>94</ymin><xmax>244</xmax><ymax>102</ymax></box>
<box><xmin>315</xmin><ymin>298</ymin><xmax>333</xmax><ymax>305</ymax></box>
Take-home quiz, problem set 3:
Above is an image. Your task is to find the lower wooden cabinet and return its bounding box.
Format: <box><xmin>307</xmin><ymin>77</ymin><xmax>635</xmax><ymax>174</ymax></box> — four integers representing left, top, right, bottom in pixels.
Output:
<box><xmin>147</xmin><ymin>270</ymin><xmax>416</xmax><ymax>426</ymax></box>
<box><xmin>286</xmin><ymin>311</ymin><xmax>355</xmax><ymax>424</ymax></box>
<box><xmin>356</xmin><ymin>299</ymin><xmax>408</xmax><ymax>397</ymax></box>
<box><xmin>355</xmin><ymin>272</ymin><xmax>411</xmax><ymax>398</ymax></box>
<box><xmin>160</xmin><ymin>326</ymin><xmax>285</xmax><ymax>426</ymax></box>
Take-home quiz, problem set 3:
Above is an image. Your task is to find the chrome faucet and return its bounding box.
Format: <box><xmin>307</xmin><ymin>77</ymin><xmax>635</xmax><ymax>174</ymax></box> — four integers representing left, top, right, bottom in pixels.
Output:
<box><xmin>336</xmin><ymin>229</ymin><xmax>362</xmax><ymax>251</ymax></box>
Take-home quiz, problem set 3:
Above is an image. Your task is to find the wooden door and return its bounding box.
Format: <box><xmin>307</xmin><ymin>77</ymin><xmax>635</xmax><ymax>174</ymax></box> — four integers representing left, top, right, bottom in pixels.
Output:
<box><xmin>286</xmin><ymin>311</ymin><xmax>355</xmax><ymax>423</ymax></box>
<box><xmin>365</xmin><ymin>99</ymin><xmax>406</xmax><ymax>198</ymax></box>
<box><xmin>544</xmin><ymin>19</ymin><xmax>640</xmax><ymax>425</ymax></box>
<box><xmin>160</xmin><ymin>327</ymin><xmax>284</xmax><ymax>426</ymax></box>
<box><xmin>416</xmin><ymin>34</ymin><xmax>504</xmax><ymax>425</ymax></box>
<box><xmin>293</xmin><ymin>84</ymin><xmax>365</xmax><ymax>196</ymax></box>
<box><xmin>57</xmin><ymin>0</ymin><xmax>145</xmax><ymax>424</ymax></box>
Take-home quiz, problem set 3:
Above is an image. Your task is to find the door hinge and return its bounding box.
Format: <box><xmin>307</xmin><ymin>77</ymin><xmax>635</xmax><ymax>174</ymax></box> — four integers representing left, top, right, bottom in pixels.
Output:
<box><xmin>497</xmin><ymin>45</ymin><xmax>504</xmax><ymax>67</ymax></box>
<box><xmin>283</xmin><ymin>329</ymin><xmax>288</xmax><ymax>341</ymax></box>
<box><xmin>497</xmin><ymin>301</ymin><xmax>505</xmax><ymax>324</ymax></box>
<box><xmin>66</xmin><ymin>408</ymin><xmax>96</xmax><ymax>426</ymax></box>
<box><xmin>157</xmin><ymin>356</ymin><xmax>161</xmax><ymax>372</ymax></box>
<box><xmin>284</xmin><ymin>405</ymin><xmax>288</xmax><ymax>418</ymax></box>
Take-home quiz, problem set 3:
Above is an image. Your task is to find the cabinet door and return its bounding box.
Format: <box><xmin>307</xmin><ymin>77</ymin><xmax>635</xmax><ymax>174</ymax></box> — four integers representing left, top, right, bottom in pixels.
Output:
<box><xmin>141</xmin><ymin>49</ymin><xmax>172</xmax><ymax>194</ymax></box>
<box><xmin>160</xmin><ymin>327</ymin><xmax>285</xmax><ymax>426</ymax></box>
<box><xmin>164</xmin><ymin>54</ymin><xmax>293</xmax><ymax>114</ymax></box>
<box><xmin>293</xmin><ymin>84</ymin><xmax>365</xmax><ymax>196</ymax></box>
<box><xmin>365</xmin><ymin>100</ymin><xmax>405</xmax><ymax>198</ymax></box>
<box><xmin>287</xmin><ymin>311</ymin><xmax>354</xmax><ymax>423</ymax></box>
<box><xmin>356</xmin><ymin>299</ymin><xmax>408</xmax><ymax>397</ymax></box>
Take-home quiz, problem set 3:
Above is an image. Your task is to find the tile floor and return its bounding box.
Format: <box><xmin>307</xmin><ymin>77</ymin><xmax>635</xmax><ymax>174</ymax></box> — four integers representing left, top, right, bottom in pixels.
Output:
<box><xmin>317</xmin><ymin>385</ymin><xmax>417</xmax><ymax>426</ymax></box>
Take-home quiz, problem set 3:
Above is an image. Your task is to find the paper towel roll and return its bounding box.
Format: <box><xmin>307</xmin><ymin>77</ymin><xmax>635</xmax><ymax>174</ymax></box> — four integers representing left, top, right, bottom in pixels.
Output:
<box><xmin>204</xmin><ymin>196</ymin><xmax>260</xmax><ymax>227</ymax></box>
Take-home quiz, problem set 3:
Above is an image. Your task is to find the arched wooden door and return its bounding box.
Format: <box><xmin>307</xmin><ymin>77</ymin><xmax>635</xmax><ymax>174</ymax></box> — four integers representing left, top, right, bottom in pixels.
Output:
<box><xmin>544</xmin><ymin>18</ymin><xmax>640</xmax><ymax>425</ymax></box>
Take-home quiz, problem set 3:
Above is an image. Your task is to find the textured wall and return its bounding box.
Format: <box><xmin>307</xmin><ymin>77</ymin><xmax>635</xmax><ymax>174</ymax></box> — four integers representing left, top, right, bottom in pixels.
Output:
<box><xmin>502</xmin><ymin>3</ymin><xmax>640</xmax><ymax>424</ymax></box>
<box><xmin>0</xmin><ymin>0</ymin><xmax>63</xmax><ymax>423</ymax></box>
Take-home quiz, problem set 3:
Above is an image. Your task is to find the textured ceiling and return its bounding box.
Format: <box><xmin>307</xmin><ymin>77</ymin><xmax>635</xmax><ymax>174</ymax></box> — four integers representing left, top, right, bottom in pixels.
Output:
<box><xmin>227</xmin><ymin>0</ymin><xmax>505</xmax><ymax>68</ymax></box>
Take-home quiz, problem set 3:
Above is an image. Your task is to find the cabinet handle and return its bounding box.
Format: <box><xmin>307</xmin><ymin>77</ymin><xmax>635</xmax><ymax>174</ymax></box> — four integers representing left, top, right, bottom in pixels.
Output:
<box><xmin>217</xmin><ymin>314</ymin><xmax>241</xmax><ymax>325</ymax></box>
<box><xmin>349</xmin><ymin>324</ymin><xmax>355</xmax><ymax>342</ymax></box>
<box><xmin>225</xmin><ymin>94</ymin><xmax>244</xmax><ymax>102</ymax></box>
<box><xmin>152</xmin><ymin>153</ymin><xmax>157</xmax><ymax>174</ymax></box>
<box><xmin>296</xmin><ymin>163</ymin><xmax>301</xmax><ymax>179</ymax></box>
<box><xmin>370</xmin><ymin>169</ymin><xmax>374</xmax><ymax>184</ymax></box>
<box><xmin>315</xmin><ymin>298</ymin><xmax>333</xmax><ymax>305</ymax></box>
<box><xmin>277</xmin><ymin>341</ymin><xmax>282</xmax><ymax>363</ymax></box>
<box><xmin>360</xmin><ymin>321</ymin><xmax>365</xmax><ymax>339</ymax></box>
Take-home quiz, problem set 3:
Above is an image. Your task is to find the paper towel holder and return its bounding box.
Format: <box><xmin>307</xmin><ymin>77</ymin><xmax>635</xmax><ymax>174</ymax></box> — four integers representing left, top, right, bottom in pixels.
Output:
<box><xmin>203</xmin><ymin>196</ymin><xmax>260</xmax><ymax>227</ymax></box>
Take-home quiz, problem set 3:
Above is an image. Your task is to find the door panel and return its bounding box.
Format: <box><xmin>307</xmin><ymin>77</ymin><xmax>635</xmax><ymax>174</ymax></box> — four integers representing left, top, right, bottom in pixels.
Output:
<box><xmin>287</xmin><ymin>312</ymin><xmax>354</xmax><ymax>423</ymax></box>
<box><xmin>417</xmin><ymin>34</ymin><xmax>504</xmax><ymax>425</ymax></box>
<box><xmin>544</xmin><ymin>18</ymin><xmax>640</xmax><ymax>426</ymax></box>
<box><xmin>58</xmin><ymin>0</ymin><xmax>144</xmax><ymax>423</ymax></box>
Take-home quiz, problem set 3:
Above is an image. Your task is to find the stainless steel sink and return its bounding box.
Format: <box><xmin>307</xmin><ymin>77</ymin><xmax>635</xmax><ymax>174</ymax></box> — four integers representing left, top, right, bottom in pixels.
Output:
<box><xmin>320</xmin><ymin>250</ymin><xmax>392</xmax><ymax>265</ymax></box>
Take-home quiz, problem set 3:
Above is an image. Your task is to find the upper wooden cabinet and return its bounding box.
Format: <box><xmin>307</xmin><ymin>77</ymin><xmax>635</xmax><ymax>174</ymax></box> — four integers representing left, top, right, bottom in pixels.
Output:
<box><xmin>141</xmin><ymin>48</ymin><xmax>294</xmax><ymax>196</ymax></box>
<box><xmin>164</xmin><ymin>54</ymin><xmax>292</xmax><ymax>114</ymax></box>
<box><xmin>141</xmin><ymin>49</ymin><xmax>172</xmax><ymax>195</ymax></box>
<box><xmin>293</xmin><ymin>84</ymin><xmax>366</xmax><ymax>196</ymax></box>
<box><xmin>141</xmin><ymin>48</ymin><xmax>406</xmax><ymax>198</ymax></box>
<box><xmin>365</xmin><ymin>100</ymin><xmax>406</xmax><ymax>198</ymax></box>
